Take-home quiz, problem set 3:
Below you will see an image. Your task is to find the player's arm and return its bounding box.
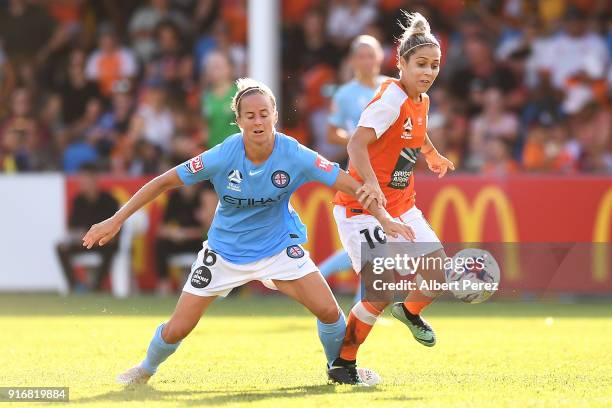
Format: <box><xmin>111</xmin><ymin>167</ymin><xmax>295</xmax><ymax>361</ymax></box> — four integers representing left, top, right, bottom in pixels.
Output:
<box><xmin>333</xmin><ymin>171</ymin><xmax>414</xmax><ymax>241</ymax></box>
<box><xmin>347</xmin><ymin>126</ymin><xmax>387</xmax><ymax>206</ymax></box>
<box><xmin>82</xmin><ymin>169</ymin><xmax>183</xmax><ymax>248</ymax></box>
<box><xmin>422</xmin><ymin>133</ymin><xmax>455</xmax><ymax>178</ymax></box>
<box><xmin>327</xmin><ymin>123</ymin><xmax>350</xmax><ymax>146</ymax></box>
<box><xmin>327</xmin><ymin>92</ymin><xmax>350</xmax><ymax>146</ymax></box>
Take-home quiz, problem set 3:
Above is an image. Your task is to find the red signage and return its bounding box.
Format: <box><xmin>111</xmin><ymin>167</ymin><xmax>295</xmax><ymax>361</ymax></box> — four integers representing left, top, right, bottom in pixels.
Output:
<box><xmin>66</xmin><ymin>175</ymin><xmax>612</xmax><ymax>293</ymax></box>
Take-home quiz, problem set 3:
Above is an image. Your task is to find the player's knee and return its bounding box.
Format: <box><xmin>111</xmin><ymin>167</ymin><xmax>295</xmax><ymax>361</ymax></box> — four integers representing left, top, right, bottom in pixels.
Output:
<box><xmin>317</xmin><ymin>304</ymin><xmax>341</xmax><ymax>324</ymax></box>
<box><xmin>162</xmin><ymin>320</ymin><xmax>194</xmax><ymax>344</ymax></box>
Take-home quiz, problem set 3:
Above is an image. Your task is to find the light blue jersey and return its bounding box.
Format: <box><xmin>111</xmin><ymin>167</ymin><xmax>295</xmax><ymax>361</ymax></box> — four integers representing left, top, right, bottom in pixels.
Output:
<box><xmin>328</xmin><ymin>78</ymin><xmax>384</xmax><ymax>134</ymax></box>
<box><xmin>176</xmin><ymin>132</ymin><xmax>340</xmax><ymax>264</ymax></box>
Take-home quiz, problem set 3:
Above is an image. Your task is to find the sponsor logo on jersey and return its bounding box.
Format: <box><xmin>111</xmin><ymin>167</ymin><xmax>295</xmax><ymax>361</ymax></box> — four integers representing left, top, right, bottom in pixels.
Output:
<box><xmin>185</xmin><ymin>155</ymin><xmax>204</xmax><ymax>174</ymax></box>
<box><xmin>315</xmin><ymin>155</ymin><xmax>333</xmax><ymax>172</ymax></box>
<box><xmin>227</xmin><ymin>169</ymin><xmax>243</xmax><ymax>192</ymax></box>
<box><xmin>286</xmin><ymin>245</ymin><xmax>305</xmax><ymax>259</ymax></box>
<box><xmin>401</xmin><ymin>117</ymin><xmax>413</xmax><ymax>139</ymax></box>
<box><xmin>222</xmin><ymin>192</ymin><xmax>289</xmax><ymax>208</ymax></box>
<box><xmin>388</xmin><ymin>147</ymin><xmax>420</xmax><ymax>189</ymax></box>
<box><xmin>271</xmin><ymin>170</ymin><xmax>290</xmax><ymax>188</ymax></box>
<box><xmin>417</xmin><ymin>116</ymin><xmax>423</xmax><ymax>126</ymax></box>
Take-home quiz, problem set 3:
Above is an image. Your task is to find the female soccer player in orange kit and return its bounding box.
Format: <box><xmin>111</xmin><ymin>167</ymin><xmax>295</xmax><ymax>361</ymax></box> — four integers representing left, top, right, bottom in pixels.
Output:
<box><xmin>331</xmin><ymin>12</ymin><xmax>455</xmax><ymax>371</ymax></box>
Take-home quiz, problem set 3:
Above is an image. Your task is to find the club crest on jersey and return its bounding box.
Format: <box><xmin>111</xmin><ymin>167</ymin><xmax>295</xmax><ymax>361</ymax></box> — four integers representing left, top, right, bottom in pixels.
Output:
<box><xmin>185</xmin><ymin>155</ymin><xmax>204</xmax><ymax>174</ymax></box>
<box><xmin>401</xmin><ymin>117</ymin><xmax>413</xmax><ymax>139</ymax></box>
<box><xmin>315</xmin><ymin>155</ymin><xmax>333</xmax><ymax>172</ymax></box>
<box><xmin>271</xmin><ymin>170</ymin><xmax>290</xmax><ymax>188</ymax></box>
<box><xmin>286</xmin><ymin>245</ymin><xmax>304</xmax><ymax>259</ymax></box>
<box><xmin>227</xmin><ymin>169</ymin><xmax>243</xmax><ymax>192</ymax></box>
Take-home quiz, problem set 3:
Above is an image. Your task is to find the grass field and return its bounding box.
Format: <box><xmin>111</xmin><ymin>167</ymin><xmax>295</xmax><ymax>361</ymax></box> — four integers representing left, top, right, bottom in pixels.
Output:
<box><xmin>1</xmin><ymin>294</ymin><xmax>611</xmax><ymax>407</ymax></box>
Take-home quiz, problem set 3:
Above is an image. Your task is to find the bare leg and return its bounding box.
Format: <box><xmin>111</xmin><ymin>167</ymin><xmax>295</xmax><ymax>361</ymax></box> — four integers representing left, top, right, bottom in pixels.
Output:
<box><xmin>404</xmin><ymin>248</ymin><xmax>447</xmax><ymax>307</ymax></box>
<box><xmin>273</xmin><ymin>271</ymin><xmax>346</xmax><ymax>367</ymax></box>
<box><xmin>272</xmin><ymin>271</ymin><xmax>340</xmax><ymax>323</ymax></box>
<box><xmin>162</xmin><ymin>292</ymin><xmax>217</xmax><ymax>343</ymax></box>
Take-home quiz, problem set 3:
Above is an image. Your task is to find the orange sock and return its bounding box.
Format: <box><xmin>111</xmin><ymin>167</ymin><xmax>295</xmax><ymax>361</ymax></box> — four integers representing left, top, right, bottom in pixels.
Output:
<box><xmin>403</xmin><ymin>299</ymin><xmax>432</xmax><ymax>315</ymax></box>
<box><xmin>404</xmin><ymin>284</ymin><xmax>437</xmax><ymax>315</ymax></box>
<box><xmin>339</xmin><ymin>301</ymin><xmax>382</xmax><ymax>361</ymax></box>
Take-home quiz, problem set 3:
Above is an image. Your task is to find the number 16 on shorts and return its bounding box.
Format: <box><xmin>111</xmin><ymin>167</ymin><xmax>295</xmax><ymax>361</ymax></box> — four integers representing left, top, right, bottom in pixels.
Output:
<box><xmin>360</xmin><ymin>226</ymin><xmax>387</xmax><ymax>249</ymax></box>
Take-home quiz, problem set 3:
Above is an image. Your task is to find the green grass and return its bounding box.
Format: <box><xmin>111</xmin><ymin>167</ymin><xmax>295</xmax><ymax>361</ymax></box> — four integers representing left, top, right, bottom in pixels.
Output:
<box><xmin>1</xmin><ymin>294</ymin><xmax>611</xmax><ymax>407</ymax></box>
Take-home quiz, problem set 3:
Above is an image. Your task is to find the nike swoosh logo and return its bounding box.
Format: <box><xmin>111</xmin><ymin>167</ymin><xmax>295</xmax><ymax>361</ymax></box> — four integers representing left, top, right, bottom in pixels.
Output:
<box><xmin>249</xmin><ymin>169</ymin><xmax>264</xmax><ymax>176</ymax></box>
<box><xmin>297</xmin><ymin>261</ymin><xmax>308</xmax><ymax>268</ymax></box>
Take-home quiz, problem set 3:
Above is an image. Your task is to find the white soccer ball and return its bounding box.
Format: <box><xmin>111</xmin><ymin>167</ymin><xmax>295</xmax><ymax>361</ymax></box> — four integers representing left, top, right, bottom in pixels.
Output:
<box><xmin>445</xmin><ymin>248</ymin><xmax>500</xmax><ymax>304</ymax></box>
<box><xmin>357</xmin><ymin>367</ymin><xmax>382</xmax><ymax>386</ymax></box>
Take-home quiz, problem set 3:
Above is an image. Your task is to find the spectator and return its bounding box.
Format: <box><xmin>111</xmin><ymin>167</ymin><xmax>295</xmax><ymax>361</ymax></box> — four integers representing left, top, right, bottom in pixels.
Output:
<box><xmin>0</xmin><ymin>0</ymin><xmax>608</xmax><ymax>175</ymax></box>
<box><xmin>168</xmin><ymin>109</ymin><xmax>205</xmax><ymax>163</ymax></box>
<box><xmin>194</xmin><ymin>20</ymin><xmax>247</xmax><ymax>79</ymax></box>
<box><xmin>44</xmin><ymin>0</ymin><xmax>85</xmax><ymax>39</ymax></box>
<box><xmin>326</xmin><ymin>0</ymin><xmax>378</xmax><ymax>48</ymax></box>
<box><xmin>564</xmin><ymin>91</ymin><xmax>612</xmax><ymax>173</ymax></box>
<box><xmin>95</xmin><ymin>80</ymin><xmax>135</xmax><ymax>169</ymax></box>
<box><xmin>522</xmin><ymin>113</ymin><xmax>570</xmax><ymax>172</ymax></box>
<box><xmin>283</xmin><ymin>9</ymin><xmax>341</xmax><ymax>73</ymax></box>
<box><xmin>190</xmin><ymin>0</ymin><xmax>221</xmax><ymax>32</ymax></box>
<box><xmin>129</xmin><ymin>138</ymin><xmax>162</xmax><ymax>175</ymax></box>
<box><xmin>219</xmin><ymin>0</ymin><xmax>247</xmax><ymax>45</ymax></box>
<box><xmin>154</xmin><ymin>184</ymin><xmax>212</xmax><ymax>294</ymax></box>
<box><xmin>536</xmin><ymin>8</ymin><xmax>609</xmax><ymax>91</ymax></box>
<box><xmin>0</xmin><ymin>0</ymin><xmax>64</xmax><ymax>64</ymax></box>
<box><xmin>56</xmin><ymin>163</ymin><xmax>119</xmax><ymax>292</ymax></box>
<box><xmin>85</xmin><ymin>23</ymin><xmax>138</xmax><ymax>97</ymax></box>
<box><xmin>0</xmin><ymin>44</ymin><xmax>16</xmax><ymax>112</ymax></box>
<box><xmin>62</xmin><ymin>98</ymin><xmax>104</xmax><ymax>173</ymax></box>
<box><xmin>481</xmin><ymin>138</ymin><xmax>519</xmax><ymax>176</ymax></box>
<box><xmin>129</xmin><ymin>0</ymin><xmax>191</xmax><ymax>63</ymax></box>
<box><xmin>129</xmin><ymin>78</ymin><xmax>175</xmax><ymax>156</ymax></box>
<box><xmin>427</xmin><ymin>88</ymin><xmax>468</xmax><ymax>170</ymax></box>
<box><xmin>466</xmin><ymin>87</ymin><xmax>519</xmax><ymax>171</ymax></box>
<box><xmin>56</xmin><ymin>48</ymin><xmax>101</xmax><ymax>126</ymax></box>
<box><xmin>0</xmin><ymin>88</ymin><xmax>48</xmax><ymax>171</ymax></box>
<box><xmin>200</xmin><ymin>51</ymin><xmax>239</xmax><ymax>148</ymax></box>
<box><xmin>147</xmin><ymin>19</ymin><xmax>193</xmax><ymax>105</ymax></box>
<box><xmin>447</xmin><ymin>34</ymin><xmax>517</xmax><ymax>116</ymax></box>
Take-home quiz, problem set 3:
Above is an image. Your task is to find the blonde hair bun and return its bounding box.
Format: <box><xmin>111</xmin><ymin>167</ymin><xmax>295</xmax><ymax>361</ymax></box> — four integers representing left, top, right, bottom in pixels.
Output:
<box><xmin>401</xmin><ymin>12</ymin><xmax>431</xmax><ymax>39</ymax></box>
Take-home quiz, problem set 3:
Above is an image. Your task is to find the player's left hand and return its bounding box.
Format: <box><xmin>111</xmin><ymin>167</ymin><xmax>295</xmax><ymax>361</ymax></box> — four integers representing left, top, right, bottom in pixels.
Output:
<box><xmin>82</xmin><ymin>216</ymin><xmax>122</xmax><ymax>249</ymax></box>
<box><xmin>425</xmin><ymin>152</ymin><xmax>455</xmax><ymax>178</ymax></box>
<box><xmin>356</xmin><ymin>183</ymin><xmax>385</xmax><ymax>209</ymax></box>
<box><xmin>380</xmin><ymin>217</ymin><xmax>415</xmax><ymax>241</ymax></box>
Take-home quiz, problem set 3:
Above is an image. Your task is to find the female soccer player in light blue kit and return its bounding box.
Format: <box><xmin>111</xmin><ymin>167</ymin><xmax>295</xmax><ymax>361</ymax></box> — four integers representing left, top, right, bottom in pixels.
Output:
<box><xmin>320</xmin><ymin>35</ymin><xmax>385</xmax><ymax>301</ymax></box>
<box><xmin>82</xmin><ymin>78</ymin><xmax>414</xmax><ymax>386</ymax></box>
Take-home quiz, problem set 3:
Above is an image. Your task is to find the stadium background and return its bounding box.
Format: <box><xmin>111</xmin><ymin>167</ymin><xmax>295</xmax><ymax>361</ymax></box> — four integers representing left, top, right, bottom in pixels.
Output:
<box><xmin>0</xmin><ymin>0</ymin><xmax>610</xmax><ymax>294</ymax></box>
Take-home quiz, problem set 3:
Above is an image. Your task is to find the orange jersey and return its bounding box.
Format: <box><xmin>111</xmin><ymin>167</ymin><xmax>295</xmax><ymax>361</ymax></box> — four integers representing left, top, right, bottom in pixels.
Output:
<box><xmin>333</xmin><ymin>78</ymin><xmax>429</xmax><ymax>218</ymax></box>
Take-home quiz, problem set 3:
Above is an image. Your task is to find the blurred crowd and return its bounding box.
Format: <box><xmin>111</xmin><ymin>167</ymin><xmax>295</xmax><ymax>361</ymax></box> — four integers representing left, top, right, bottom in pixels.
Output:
<box><xmin>0</xmin><ymin>0</ymin><xmax>611</xmax><ymax>175</ymax></box>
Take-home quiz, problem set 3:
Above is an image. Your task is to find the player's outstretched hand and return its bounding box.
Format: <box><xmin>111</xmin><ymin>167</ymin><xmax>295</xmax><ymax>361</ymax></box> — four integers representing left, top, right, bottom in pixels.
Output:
<box><xmin>380</xmin><ymin>217</ymin><xmax>415</xmax><ymax>241</ymax></box>
<box><xmin>82</xmin><ymin>216</ymin><xmax>122</xmax><ymax>249</ymax></box>
<box><xmin>356</xmin><ymin>180</ymin><xmax>386</xmax><ymax>209</ymax></box>
<box><xmin>425</xmin><ymin>152</ymin><xmax>455</xmax><ymax>178</ymax></box>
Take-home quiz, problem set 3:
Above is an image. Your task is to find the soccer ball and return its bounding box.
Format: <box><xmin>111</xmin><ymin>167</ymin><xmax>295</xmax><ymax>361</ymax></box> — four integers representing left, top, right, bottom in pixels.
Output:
<box><xmin>357</xmin><ymin>367</ymin><xmax>381</xmax><ymax>386</ymax></box>
<box><xmin>445</xmin><ymin>248</ymin><xmax>500</xmax><ymax>304</ymax></box>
